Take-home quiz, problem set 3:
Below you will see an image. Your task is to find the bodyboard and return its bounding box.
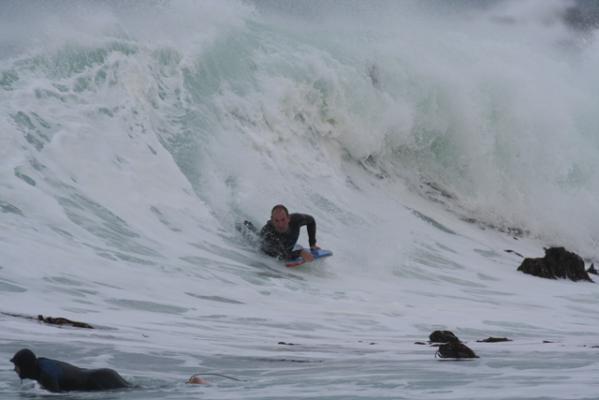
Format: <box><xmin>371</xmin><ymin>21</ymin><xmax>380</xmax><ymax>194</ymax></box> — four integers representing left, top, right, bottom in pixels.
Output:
<box><xmin>285</xmin><ymin>248</ymin><xmax>333</xmax><ymax>268</ymax></box>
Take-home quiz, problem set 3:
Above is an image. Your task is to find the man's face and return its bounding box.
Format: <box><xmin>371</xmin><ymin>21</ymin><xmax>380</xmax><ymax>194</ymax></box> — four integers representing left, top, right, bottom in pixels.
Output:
<box><xmin>271</xmin><ymin>209</ymin><xmax>290</xmax><ymax>233</ymax></box>
<box><xmin>13</xmin><ymin>364</ymin><xmax>23</xmax><ymax>379</ymax></box>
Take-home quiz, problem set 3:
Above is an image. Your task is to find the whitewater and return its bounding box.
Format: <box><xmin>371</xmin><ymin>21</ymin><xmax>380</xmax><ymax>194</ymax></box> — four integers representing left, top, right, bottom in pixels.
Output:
<box><xmin>1</xmin><ymin>0</ymin><xmax>599</xmax><ymax>398</ymax></box>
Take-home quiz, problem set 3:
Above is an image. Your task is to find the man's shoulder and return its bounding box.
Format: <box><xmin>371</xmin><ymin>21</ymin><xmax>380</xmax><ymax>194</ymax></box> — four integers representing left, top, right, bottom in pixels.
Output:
<box><xmin>289</xmin><ymin>213</ymin><xmax>306</xmax><ymax>219</ymax></box>
<box><xmin>37</xmin><ymin>358</ymin><xmax>65</xmax><ymax>383</ymax></box>
<box><xmin>261</xmin><ymin>220</ymin><xmax>273</xmax><ymax>229</ymax></box>
<box><xmin>39</xmin><ymin>358</ymin><xmax>80</xmax><ymax>372</ymax></box>
<box><xmin>38</xmin><ymin>357</ymin><xmax>58</xmax><ymax>368</ymax></box>
<box><xmin>260</xmin><ymin>221</ymin><xmax>275</xmax><ymax>234</ymax></box>
<box><xmin>290</xmin><ymin>213</ymin><xmax>313</xmax><ymax>222</ymax></box>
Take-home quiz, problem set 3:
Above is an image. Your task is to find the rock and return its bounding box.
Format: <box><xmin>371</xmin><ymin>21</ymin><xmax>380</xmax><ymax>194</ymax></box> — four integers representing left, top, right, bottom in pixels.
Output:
<box><xmin>436</xmin><ymin>342</ymin><xmax>479</xmax><ymax>359</ymax></box>
<box><xmin>429</xmin><ymin>330</ymin><xmax>461</xmax><ymax>343</ymax></box>
<box><xmin>517</xmin><ymin>247</ymin><xmax>593</xmax><ymax>282</ymax></box>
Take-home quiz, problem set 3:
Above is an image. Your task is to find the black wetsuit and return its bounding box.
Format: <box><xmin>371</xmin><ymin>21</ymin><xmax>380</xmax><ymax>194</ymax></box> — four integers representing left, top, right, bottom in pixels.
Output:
<box><xmin>259</xmin><ymin>213</ymin><xmax>316</xmax><ymax>260</ymax></box>
<box><xmin>11</xmin><ymin>349</ymin><xmax>129</xmax><ymax>392</ymax></box>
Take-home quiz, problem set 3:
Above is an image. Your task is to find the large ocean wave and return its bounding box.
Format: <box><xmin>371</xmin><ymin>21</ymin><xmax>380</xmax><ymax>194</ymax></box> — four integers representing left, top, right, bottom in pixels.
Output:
<box><xmin>3</xmin><ymin>0</ymin><xmax>598</xmax><ymax>253</ymax></box>
<box><xmin>1</xmin><ymin>1</ymin><xmax>599</xmax><ymax>399</ymax></box>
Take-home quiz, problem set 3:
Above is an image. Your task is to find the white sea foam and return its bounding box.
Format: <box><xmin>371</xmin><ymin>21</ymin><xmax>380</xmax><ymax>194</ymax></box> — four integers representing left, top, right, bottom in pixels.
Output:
<box><xmin>1</xmin><ymin>1</ymin><xmax>599</xmax><ymax>399</ymax></box>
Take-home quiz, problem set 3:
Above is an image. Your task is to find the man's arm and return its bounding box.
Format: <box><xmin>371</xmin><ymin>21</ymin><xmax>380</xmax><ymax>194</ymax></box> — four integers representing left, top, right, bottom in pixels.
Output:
<box><xmin>38</xmin><ymin>370</ymin><xmax>61</xmax><ymax>392</ymax></box>
<box><xmin>294</xmin><ymin>214</ymin><xmax>317</xmax><ymax>248</ymax></box>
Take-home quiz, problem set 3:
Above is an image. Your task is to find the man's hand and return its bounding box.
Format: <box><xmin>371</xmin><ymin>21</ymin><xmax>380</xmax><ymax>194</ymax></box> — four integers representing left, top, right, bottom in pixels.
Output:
<box><xmin>301</xmin><ymin>249</ymin><xmax>314</xmax><ymax>262</ymax></box>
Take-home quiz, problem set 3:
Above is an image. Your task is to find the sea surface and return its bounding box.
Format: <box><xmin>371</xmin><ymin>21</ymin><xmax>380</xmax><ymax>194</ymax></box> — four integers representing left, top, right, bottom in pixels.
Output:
<box><xmin>1</xmin><ymin>1</ymin><xmax>599</xmax><ymax>399</ymax></box>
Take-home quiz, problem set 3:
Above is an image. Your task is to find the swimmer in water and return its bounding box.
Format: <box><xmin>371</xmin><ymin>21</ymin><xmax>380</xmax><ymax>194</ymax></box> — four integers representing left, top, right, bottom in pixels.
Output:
<box><xmin>10</xmin><ymin>348</ymin><xmax>129</xmax><ymax>392</ymax></box>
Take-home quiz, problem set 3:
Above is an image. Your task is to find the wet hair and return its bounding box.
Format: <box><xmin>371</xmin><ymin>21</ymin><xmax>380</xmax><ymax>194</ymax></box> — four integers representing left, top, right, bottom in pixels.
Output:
<box><xmin>11</xmin><ymin>348</ymin><xmax>37</xmax><ymax>379</ymax></box>
<box><xmin>271</xmin><ymin>204</ymin><xmax>289</xmax><ymax>216</ymax></box>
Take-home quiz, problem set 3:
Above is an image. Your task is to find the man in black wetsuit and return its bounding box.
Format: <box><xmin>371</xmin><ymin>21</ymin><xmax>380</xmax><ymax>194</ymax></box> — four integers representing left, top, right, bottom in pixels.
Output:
<box><xmin>10</xmin><ymin>348</ymin><xmax>129</xmax><ymax>392</ymax></box>
<box><xmin>259</xmin><ymin>204</ymin><xmax>319</xmax><ymax>261</ymax></box>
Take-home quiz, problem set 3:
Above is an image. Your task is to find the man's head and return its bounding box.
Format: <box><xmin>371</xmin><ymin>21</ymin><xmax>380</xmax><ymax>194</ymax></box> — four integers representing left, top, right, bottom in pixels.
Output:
<box><xmin>11</xmin><ymin>348</ymin><xmax>37</xmax><ymax>379</ymax></box>
<box><xmin>270</xmin><ymin>204</ymin><xmax>290</xmax><ymax>233</ymax></box>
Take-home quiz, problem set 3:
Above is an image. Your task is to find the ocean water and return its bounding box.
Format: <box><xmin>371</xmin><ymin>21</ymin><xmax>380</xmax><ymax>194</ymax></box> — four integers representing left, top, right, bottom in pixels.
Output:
<box><xmin>1</xmin><ymin>1</ymin><xmax>599</xmax><ymax>399</ymax></box>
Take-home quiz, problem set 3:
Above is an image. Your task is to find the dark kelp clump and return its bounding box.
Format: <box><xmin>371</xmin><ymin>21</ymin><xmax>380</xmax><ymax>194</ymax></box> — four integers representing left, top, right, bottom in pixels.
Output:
<box><xmin>436</xmin><ymin>342</ymin><xmax>479</xmax><ymax>359</ymax></box>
